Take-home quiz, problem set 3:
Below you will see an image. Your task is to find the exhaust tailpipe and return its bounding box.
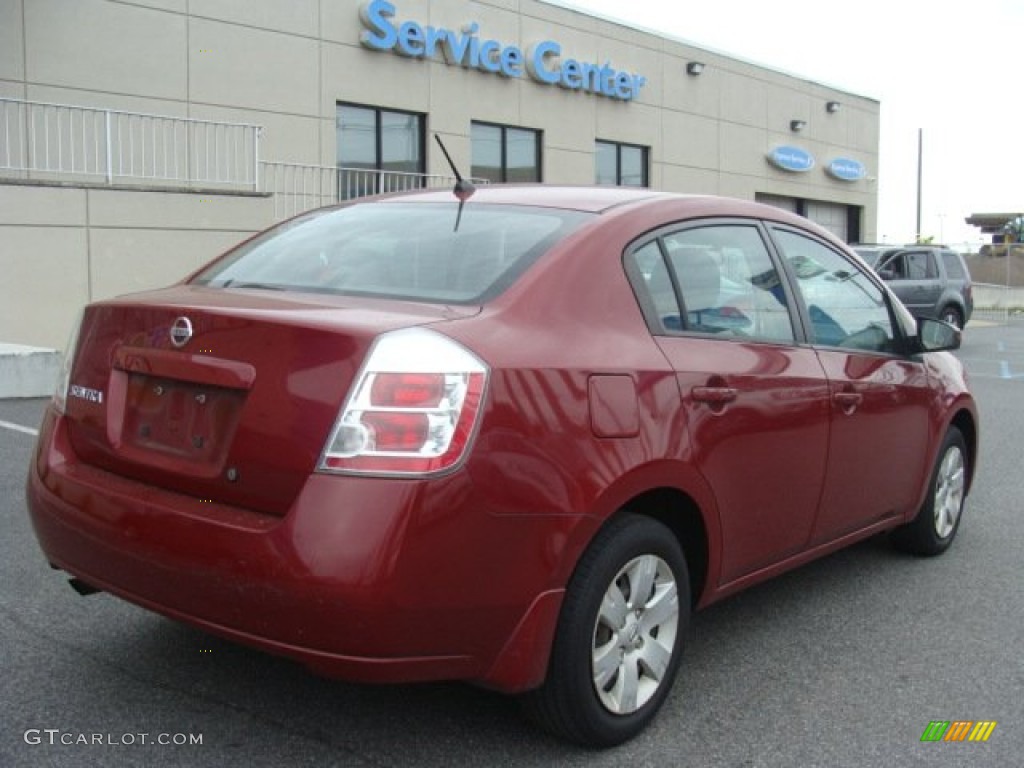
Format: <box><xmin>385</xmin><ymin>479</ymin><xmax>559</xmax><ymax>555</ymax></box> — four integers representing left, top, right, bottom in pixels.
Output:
<box><xmin>68</xmin><ymin>577</ymin><xmax>101</xmax><ymax>596</ymax></box>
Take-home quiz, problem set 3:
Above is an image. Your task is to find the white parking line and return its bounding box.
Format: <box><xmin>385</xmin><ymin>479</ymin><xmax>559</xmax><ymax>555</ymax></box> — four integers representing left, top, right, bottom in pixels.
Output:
<box><xmin>0</xmin><ymin>419</ymin><xmax>38</xmax><ymax>436</ymax></box>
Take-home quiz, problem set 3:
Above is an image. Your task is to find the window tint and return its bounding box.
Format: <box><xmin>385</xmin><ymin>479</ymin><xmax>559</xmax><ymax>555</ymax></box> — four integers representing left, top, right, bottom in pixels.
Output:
<box><xmin>471</xmin><ymin>122</ymin><xmax>541</xmax><ymax>183</ymax></box>
<box><xmin>942</xmin><ymin>251</ymin><xmax>967</xmax><ymax>279</ymax></box>
<box><xmin>629</xmin><ymin>225</ymin><xmax>794</xmax><ymax>342</ymax></box>
<box><xmin>336</xmin><ymin>104</ymin><xmax>424</xmax><ymax>199</ymax></box>
<box><xmin>471</xmin><ymin>123</ymin><xmax>503</xmax><ymax>182</ymax></box>
<box><xmin>904</xmin><ymin>251</ymin><xmax>937</xmax><ymax>280</ymax></box>
<box><xmin>664</xmin><ymin>226</ymin><xmax>794</xmax><ymax>342</ymax></box>
<box><xmin>620</xmin><ymin>145</ymin><xmax>647</xmax><ymax>187</ymax></box>
<box><xmin>595</xmin><ymin>140</ymin><xmax>649</xmax><ymax>187</ymax></box>
<box><xmin>631</xmin><ymin>241</ymin><xmax>682</xmax><ymax>330</ymax></box>
<box><xmin>774</xmin><ymin>229</ymin><xmax>897</xmax><ymax>353</ymax></box>
<box><xmin>506</xmin><ymin>128</ymin><xmax>540</xmax><ymax>182</ymax></box>
<box><xmin>595</xmin><ymin>142</ymin><xmax>617</xmax><ymax>186</ymax></box>
<box><xmin>193</xmin><ymin>203</ymin><xmax>592</xmax><ymax>304</ymax></box>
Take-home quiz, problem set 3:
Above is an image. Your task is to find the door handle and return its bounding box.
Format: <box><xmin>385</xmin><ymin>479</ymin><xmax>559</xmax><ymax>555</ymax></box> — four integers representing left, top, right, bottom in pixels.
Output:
<box><xmin>833</xmin><ymin>391</ymin><xmax>863</xmax><ymax>413</ymax></box>
<box><xmin>692</xmin><ymin>386</ymin><xmax>738</xmax><ymax>405</ymax></box>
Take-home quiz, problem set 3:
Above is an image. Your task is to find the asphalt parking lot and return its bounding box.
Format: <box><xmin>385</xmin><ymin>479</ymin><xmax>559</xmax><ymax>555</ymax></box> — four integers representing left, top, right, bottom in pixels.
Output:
<box><xmin>1</xmin><ymin>318</ymin><xmax>1022</xmax><ymax>767</ymax></box>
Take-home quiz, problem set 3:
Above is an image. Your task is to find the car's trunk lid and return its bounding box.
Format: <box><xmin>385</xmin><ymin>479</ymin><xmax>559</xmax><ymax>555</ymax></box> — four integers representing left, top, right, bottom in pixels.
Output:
<box><xmin>62</xmin><ymin>285</ymin><xmax>476</xmax><ymax>516</ymax></box>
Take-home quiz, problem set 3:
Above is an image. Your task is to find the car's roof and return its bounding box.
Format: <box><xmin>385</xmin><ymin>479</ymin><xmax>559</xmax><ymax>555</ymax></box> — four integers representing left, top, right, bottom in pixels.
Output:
<box><xmin>370</xmin><ymin>185</ymin><xmax>838</xmax><ymax>228</ymax></box>
<box><xmin>374</xmin><ymin>184</ymin><xmax>674</xmax><ymax>213</ymax></box>
<box><xmin>854</xmin><ymin>243</ymin><xmax>954</xmax><ymax>252</ymax></box>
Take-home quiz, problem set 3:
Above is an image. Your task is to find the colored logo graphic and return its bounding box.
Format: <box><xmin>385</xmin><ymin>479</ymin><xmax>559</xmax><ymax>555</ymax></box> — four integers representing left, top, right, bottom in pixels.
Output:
<box><xmin>921</xmin><ymin>720</ymin><xmax>997</xmax><ymax>742</ymax></box>
<box><xmin>767</xmin><ymin>146</ymin><xmax>815</xmax><ymax>173</ymax></box>
<box><xmin>826</xmin><ymin>157</ymin><xmax>867</xmax><ymax>182</ymax></box>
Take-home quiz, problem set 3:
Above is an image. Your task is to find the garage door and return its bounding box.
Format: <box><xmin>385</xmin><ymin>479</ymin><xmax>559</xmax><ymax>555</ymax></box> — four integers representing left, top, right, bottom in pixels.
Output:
<box><xmin>804</xmin><ymin>201</ymin><xmax>848</xmax><ymax>242</ymax></box>
<box><xmin>756</xmin><ymin>195</ymin><xmax>852</xmax><ymax>243</ymax></box>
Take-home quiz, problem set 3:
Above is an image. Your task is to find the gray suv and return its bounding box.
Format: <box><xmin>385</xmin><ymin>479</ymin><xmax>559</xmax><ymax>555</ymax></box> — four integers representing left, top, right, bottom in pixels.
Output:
<box><xmin>854</xmin><ymin>245</ymin><xmax>974</xmax><ymax>329</ymax></box>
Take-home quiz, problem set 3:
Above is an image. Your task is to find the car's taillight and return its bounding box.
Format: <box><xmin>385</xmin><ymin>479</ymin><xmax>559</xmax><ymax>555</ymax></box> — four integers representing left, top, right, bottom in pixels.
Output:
<box><xmin>53</xmin><ymin>310</ymin><xmax>84</xmax><ymax>415</ymax></box>
<box><xmin>319</xmin><ymin>328</ymin><xmax>488</xmax><ymax>476</ymax></box>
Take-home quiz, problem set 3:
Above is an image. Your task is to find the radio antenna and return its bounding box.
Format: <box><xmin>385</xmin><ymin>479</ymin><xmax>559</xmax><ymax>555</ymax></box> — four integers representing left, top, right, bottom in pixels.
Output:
<box><xmin>434</xmin><ymin>134</ymin><xmax>475</xmax><ymax>232</ymax></box>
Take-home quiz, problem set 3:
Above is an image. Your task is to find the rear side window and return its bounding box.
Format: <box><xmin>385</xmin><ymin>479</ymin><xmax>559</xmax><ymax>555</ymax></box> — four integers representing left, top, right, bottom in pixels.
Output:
<box><xmin>942</xmin><ymin>252</ymin><xmax>967</xmax><ymax>280</ymax></box>
<box><xmin>904</xmin><ymin>251</ymin><xmax>938</xmax><ymax>280</ymax></box>
<box><xmin>628</xmin><ymin>224</ymin><xmax>795</xmax><ymax>343</ymax></box>
<box><xmin>193</xmin><ymin>203</ymin><xmax>593</xmax><ymax>304</ymax></box>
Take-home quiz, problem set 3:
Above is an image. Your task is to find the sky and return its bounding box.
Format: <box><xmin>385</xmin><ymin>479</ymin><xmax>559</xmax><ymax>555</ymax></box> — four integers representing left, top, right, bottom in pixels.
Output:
<box><xmin>561</xmin><ymin>0</ymin><xmax>1024</xmax><ymax>246</ymax></box>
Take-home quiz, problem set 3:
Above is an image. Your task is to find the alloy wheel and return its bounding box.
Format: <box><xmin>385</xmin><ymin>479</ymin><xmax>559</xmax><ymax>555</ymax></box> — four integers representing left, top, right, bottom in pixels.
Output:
<box><xmin>591</xmin><ymin>554</ymin><xmax>679</xmax><ymax>715</ymax></box>
<box><xmin>933</xmin><ymin>444</ymin><xmax>965</xmax><ymax>539</ymax></box>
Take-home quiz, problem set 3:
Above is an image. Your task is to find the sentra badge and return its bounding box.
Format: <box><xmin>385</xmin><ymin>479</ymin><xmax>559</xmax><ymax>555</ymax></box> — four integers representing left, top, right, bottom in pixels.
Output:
<box><xmin>69</xmin><ymin>385</ymin><xmax>104</xmax><ymax>404</ymax></box>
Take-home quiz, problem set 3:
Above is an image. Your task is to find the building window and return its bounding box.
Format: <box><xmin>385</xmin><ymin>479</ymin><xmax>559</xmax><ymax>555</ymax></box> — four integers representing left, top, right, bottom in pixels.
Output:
<box><xmin>336</xmin><ymin>103</ymin><xmax>424</xmax><ymax>199</ymax></box>
<box><xmin>471</xmin><ymin>122</ymin><xmax>541</xmax><ymax>183</ymax></box>
<box><xmin>595</xmin><ymin>140</ymin><xmax>648</xmax><ymax>187</ymax></box>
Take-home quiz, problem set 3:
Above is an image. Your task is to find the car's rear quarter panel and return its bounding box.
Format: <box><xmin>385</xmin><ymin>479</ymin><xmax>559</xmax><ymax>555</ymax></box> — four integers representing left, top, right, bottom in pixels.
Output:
<box><xmin>443</xmin><ymin>203</ymin><xmax>726</xmax><ymax>590</ymax></box>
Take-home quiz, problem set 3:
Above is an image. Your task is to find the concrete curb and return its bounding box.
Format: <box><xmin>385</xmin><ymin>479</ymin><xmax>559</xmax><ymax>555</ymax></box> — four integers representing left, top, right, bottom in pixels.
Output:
<box><xmin>0</xmin><ymin>344</ymin><xmax>61</xmax><ymax>398</ymax></box>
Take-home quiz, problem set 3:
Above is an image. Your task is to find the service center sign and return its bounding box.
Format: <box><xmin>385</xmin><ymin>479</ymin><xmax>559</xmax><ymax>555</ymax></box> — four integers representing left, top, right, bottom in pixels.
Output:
<box><xmin>767</xmin><ymin>146</ymin><xmax>815</xmax><ymax>173</ymax></box>
<box><xmin>826</xmin><ymin>157</ymin><xmax>867</xmax><ymax>181</ymax></box>
<box><xmin>359</xmin><ymin>0</ymin><xmax>647</xmax><ymax>101</ymax></box>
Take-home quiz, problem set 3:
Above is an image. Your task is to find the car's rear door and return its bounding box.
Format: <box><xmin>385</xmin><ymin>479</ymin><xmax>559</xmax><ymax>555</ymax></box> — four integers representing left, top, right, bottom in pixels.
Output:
<box><xmin>628</xmin><ymin>221</ymin><xmax>831</xmax><ymax>584</ymax></box>
<box><xmin>882</xmin><ymin>249</ymin><xmax>943</xmax><ymax>317</ymax></box>
<box><xmin>939</xmin><ymin>249</ymin><xmax>973</xmax><ymax>320</ymax></box>
<box><xmin>769</xmin><ymin>227</ymin><xmax>935</xmax><ymax>544</ymax></box>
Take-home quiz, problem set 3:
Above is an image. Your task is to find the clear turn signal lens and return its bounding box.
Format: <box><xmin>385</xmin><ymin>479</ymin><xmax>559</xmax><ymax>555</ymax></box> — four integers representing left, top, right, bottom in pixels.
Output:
<box><xmin>319</xmin><ymin>328</ymin><xmax>488</xmax><ymax>476</ymax></box>
<box><xmin>53</xmin><ymin>309</ymin><xmax>84</xmax><ymax>415</ymax></box>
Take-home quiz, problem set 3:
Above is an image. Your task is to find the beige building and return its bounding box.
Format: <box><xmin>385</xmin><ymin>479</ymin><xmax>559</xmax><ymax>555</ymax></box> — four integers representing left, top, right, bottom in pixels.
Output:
<box><xmin>1</xmin><ymin>0</ymin><xmax>879</xmax><ymax>357</ymax></box>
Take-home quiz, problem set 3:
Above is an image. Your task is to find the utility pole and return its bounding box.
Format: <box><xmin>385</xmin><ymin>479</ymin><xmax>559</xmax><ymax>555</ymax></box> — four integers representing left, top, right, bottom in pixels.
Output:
<box><xmin>915</xmin><ymin>128</ymin><xmax>922</xmax><ymax>243</ymax></box>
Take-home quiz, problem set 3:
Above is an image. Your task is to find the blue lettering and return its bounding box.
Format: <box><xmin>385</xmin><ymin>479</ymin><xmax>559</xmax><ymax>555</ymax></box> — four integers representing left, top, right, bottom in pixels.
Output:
<box><xmin>560</xmin><ymin>59</ymin><xmax>583</xmax><ymax>90</ymax></box>
<box><xmin>423</xmin><ymin>26</ymin><xmax>448</xmax><ymax>58</ymax></box>
<box><xmin>476</xmin><ymin>40</ymin><xmax>501</xmax><ymax>72</ymax></box>
<box><xmin>580</xmin><ymin>61</ymin><xmax>601</xmax><ymax>92</ymax></box>
<box><xmin>499</xmin><ymin>46</ymin><xmax>522</xmax><ymax>77</ymax></box>
<box><xmin>613</xmin><ymin>70</ymin><xmax>632</xmax><ymax>99</ymax></box>
<box><xmin>357</xmin><ymin>4</ymin><xmax>645</xmax><ymax>100</ymax></box>
<box><xmin>526</xmin><ymin>41</ymin><xmax>561</xmax><ymax>85</ymax></box>
<box><xmin>359</xmin><ymin>0</ymin><xmax>398</xmax><ymax>51</ymax></box>
<box><xmin>397</xmin><ymin>21</ymin><xmax>426</xmax><ymax>56</ymax></box>
<box><xmin>444</xmin><ymin>23</ymin><xmax>478</xmax><ymax>65</ymax></box>
<box><xmin>599</xmin><ymin>63</ymin><xmax>616</xmax><ymax>97</ymax></box>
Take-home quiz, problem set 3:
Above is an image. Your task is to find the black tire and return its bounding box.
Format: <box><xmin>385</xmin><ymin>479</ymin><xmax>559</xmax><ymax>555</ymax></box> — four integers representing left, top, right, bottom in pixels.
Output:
<box><xmin>940</xmin><ymin>305</ymin><xmax>964</xmax><ymax>330</ymax></box>
<box><xmin>892</xmin><ymin>427</ymin><xmax>968</xmax><ymax>556</ymax></box>
<box><xmin>523</xmin><ymin>515</ymin><xmax>689</xmax><ymax>747</ymax></box>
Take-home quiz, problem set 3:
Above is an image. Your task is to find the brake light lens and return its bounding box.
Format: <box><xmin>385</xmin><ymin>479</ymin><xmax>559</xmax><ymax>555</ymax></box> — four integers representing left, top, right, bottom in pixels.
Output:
<box><xmin>319</xmin><ymin>328</ymin><xmax>488</xmax><ymax>476</ymax></box>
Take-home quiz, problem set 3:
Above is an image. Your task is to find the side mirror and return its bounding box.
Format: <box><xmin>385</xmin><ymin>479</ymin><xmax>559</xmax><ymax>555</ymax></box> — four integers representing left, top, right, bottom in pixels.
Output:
<box><xmin>918</xmin><ymin>317</ymin><xmax>961</xmax><ymax>352</ymax></box>
<box><xmin>878</xmin><ymin>268</ymin><xmax>896</xmax><ymax>281</ymax></box>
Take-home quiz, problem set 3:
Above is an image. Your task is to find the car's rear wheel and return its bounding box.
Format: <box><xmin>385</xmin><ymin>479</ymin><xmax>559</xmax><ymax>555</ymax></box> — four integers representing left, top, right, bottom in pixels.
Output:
<box><xmin>940</xmin><ymin>305</ymin><xmax>964</xmax><ymax>329</ymax></box>
<box><xmin>524</xmin><ymin>515</ymin><xmax>689</xmax><ymax>747</ymax></box>
<box><xmin>892</xmin><ymin>427</ymin><xmax>968</xmax><ymax>556</ymax></box>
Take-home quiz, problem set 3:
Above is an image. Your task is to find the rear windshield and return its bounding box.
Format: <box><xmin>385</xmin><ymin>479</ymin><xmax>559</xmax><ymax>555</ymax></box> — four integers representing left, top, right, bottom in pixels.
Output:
<box><xmin>192</xmin><ymin>202</ymin><xmax>594</xmax><ymax>304</ymax></box>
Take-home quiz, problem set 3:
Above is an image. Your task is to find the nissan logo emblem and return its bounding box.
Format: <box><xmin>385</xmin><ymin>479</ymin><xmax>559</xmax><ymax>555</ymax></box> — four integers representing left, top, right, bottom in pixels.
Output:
<box><xmin>170</xmin><ymin>317</ymin><xmax>193</xmax><ymax>348</ymax></box>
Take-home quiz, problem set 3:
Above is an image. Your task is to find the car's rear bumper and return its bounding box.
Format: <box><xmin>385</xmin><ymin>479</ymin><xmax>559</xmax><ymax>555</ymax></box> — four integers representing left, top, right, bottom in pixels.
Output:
<box><xmin>26</xmin><ymin>406</ymin><xmax>570</xmax><ymax>692</ymax></box>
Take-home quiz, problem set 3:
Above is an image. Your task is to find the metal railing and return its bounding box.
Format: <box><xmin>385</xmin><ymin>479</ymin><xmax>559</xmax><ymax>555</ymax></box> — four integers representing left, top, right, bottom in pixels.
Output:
<box><xmin>0</xmin><ymin>97</ymin><xmax>261</xmax><ymax>189</ymax></box>
<box><xmin>0</xmin><ymin>98</ymin><xmax>494</xmax><ymax>215</ymax></box>
<box><xmin>261</xmin><ymin>162</ymin><xmax>489</xmax><ymax>220</ymax></box>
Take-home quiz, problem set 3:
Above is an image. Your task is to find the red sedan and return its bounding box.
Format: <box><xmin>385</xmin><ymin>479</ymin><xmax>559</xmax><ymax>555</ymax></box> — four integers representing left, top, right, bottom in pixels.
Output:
<box><xmin>26</xmin><ymin>186</ymin><xmax>977</xmax><ymax>746</ymax></box>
